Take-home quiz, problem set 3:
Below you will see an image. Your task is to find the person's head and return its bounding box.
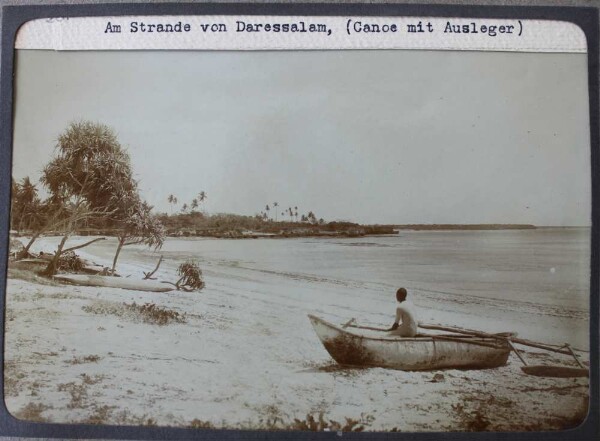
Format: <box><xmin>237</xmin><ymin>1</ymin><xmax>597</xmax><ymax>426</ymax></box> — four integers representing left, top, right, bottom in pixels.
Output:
<box><xmin>396</xmin><ymin>288</ymin><xmax>408</xmax><ymax>303</ymax></box>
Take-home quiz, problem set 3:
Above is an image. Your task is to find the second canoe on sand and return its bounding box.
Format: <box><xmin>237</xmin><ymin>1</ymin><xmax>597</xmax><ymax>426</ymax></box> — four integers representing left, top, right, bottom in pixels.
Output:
<box><xmin>53</xmin><ymin>274</ymin><xmax>174</xmax><ymax>293</ymax></box>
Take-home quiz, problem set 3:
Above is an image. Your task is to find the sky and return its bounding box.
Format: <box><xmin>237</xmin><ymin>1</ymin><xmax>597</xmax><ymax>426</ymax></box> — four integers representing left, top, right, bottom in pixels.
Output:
<box><xmin>12</xmin><ymin>49</ymin><xmax>591</xmax><ymax>225</ymax></box>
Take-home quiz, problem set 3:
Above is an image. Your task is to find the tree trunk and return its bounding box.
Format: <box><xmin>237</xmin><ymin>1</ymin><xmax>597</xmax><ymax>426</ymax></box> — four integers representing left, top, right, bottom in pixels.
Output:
<box><xmin>143</xmin><ymin>255</ymin><xmax>163</xmax><ymax>280</ymax></box>
<box><xmin>111</xmin><ymin>237</ymin><xmax>125</xmax><ymax>275</ymax></box>
<box><xmin>16</xmin><ymin>232</ymin><xmax>40</xmax><ymax>260</ymax></box>
<box><xmin>43</xmin><ymin>234</ymin><xmax>69</xmax><ymax>276</ymax></box>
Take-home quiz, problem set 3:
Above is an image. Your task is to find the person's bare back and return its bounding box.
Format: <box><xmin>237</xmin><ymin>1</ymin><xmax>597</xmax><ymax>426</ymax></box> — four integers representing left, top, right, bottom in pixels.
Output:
<box><xmin>387</xmin><ymin>287</ymin><xmax>418</xmax><ymax>337</ymax></box>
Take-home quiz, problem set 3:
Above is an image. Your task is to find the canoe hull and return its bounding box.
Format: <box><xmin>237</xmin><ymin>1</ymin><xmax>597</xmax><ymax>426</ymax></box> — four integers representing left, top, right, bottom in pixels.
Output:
<box><xmin>309</xmin><ymin>315</ymin><xmax>510</xmax><ymax>371</ymax></box>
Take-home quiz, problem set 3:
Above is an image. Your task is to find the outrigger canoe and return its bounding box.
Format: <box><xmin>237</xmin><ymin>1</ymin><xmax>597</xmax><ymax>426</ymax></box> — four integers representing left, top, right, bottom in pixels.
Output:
<box><xmin>308</xmin><ymin>315</ymin><xmax>510</xmax><ymax>371</ymax></box>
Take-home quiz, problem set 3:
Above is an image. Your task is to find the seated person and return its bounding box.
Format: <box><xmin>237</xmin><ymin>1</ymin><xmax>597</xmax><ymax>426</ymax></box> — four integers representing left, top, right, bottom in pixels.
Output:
<box><xmin>388</xmin><ymin>287</ymin><xmax>418</xmax><ymax>337</ymax></box>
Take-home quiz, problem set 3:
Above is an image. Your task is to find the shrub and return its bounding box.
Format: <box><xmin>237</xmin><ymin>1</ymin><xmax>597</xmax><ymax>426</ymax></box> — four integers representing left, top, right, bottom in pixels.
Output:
<box><xmin>175</xmin><ymin>260</ymin><xmax>205</xmax><ymax>291</ymax></box>
<box><xmin>56</xmin><ymin>251</ymin><xmax>84</xmax><ymax>273</ymax></box>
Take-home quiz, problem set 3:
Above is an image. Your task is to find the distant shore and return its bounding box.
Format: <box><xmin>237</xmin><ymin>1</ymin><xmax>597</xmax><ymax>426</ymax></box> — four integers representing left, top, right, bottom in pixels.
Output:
<box><xmin>393</xmin><ymin>224</ymin><xmax>537</xmax><ymax>231</ymax></box>
<box><xmin>14</xmin><ymin>223</ymin><xmax>547</xmax><ymax>240</ymax></box>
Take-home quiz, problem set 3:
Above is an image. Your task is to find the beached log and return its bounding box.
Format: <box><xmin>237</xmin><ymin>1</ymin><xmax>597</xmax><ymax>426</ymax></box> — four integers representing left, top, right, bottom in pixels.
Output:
<box><xmin>79</xmin><ymin>264</ymin><xmax>112</xmax><ymax>275</ymax></box>
<box><xmin>9</xmin><ymin>258</ymin><xmax>49</xmax><ymax>270</ymax></box>
<box><xmin>53</xmin><ymin>274</ymin><xmax>174</xmax><ymax>292</ymax></box>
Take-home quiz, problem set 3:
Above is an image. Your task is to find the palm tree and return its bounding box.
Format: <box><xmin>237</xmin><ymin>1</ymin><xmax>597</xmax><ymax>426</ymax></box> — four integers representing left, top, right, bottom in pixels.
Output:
<box><xmin>191</xmin><ymin>198</ymin><xmax>199</xmax><ymax>212</ymax></box>
<box><xmin>198</xmin><ymin>191</ymin><xmax>207</xmax><ymax>212</ymax></box>
<box><xmin>273</xmin><ymin>202</ymin><xmax>279</xmax><ymax>222</ymax></box>
<box><xmin>294</xmin><ymin>206</ymin><xmax>298</xmax><ymax>222</ymax></box>
<box><xmin>167</xmin><ymin>194</ymin><xmax>178</xmax><ymax>215</ymax></box>
<box><xmin>181</xmin><ymin>203</ymin><xmax>188</xmax><ymax>213</ymax></box>
<box><xmin>16</xmin><ymin>177</ymin><xmax>38</xmax><ymax>231</ymax></box>
<box><xmin>265</xmin><ymin>204</ymin><xmax>270</xmax><ymax>221</ymax></box>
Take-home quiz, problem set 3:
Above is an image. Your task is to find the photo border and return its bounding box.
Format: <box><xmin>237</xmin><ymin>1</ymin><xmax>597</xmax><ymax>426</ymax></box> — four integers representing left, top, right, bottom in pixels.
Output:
<box><xmin>0</xmin><ymin>2</ymin><xmax>598</xmax><ymax>440</ymax></box>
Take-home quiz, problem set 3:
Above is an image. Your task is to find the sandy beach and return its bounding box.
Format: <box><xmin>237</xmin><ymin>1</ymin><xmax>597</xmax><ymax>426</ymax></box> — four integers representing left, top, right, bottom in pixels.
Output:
<box><xmin>4</xmin><ymin>230</ymin><xmax>591</xmax><ymax>431</ymax></box>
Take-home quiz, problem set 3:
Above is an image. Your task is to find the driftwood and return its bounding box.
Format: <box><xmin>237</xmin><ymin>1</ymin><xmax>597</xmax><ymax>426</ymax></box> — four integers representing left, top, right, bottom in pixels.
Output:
<box><xmin>53</xmin><ymin>274</ymin><xmax>174</xmax><ymax>293</ymax></box>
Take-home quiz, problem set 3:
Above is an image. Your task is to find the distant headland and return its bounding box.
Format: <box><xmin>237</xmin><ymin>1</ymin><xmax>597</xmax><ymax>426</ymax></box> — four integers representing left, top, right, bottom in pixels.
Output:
<box><xmin>393</xmin><ymin>224</ymin><xmax>536</xmax><ymax>231</ymax></box>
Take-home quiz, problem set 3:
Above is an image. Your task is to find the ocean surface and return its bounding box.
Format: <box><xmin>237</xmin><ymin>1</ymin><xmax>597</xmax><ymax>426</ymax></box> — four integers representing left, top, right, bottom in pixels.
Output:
<box><xmin>87</xmin><ymin>227</ymin><xmax>591</xmax><ymax>348</ymax></box>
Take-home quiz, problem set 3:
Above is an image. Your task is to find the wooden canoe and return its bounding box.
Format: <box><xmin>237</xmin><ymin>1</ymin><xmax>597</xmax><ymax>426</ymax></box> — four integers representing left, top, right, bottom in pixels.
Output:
<box><xmin>308</xmin><ymin>315</ymin><xmax>510</xmax><ymax>371</ymax></box>
<box><xmin>53</xmin><ymin>274</ymin><xmax>174</xmax><ymax>293</ymax></box>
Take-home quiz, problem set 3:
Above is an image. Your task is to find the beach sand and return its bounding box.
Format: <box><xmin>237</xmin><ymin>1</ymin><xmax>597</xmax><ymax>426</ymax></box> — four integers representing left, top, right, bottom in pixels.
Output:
<box><xmin>4</xmin><ymin>235</ymin><xmax>590</xmax><ymax>431</ymax></box>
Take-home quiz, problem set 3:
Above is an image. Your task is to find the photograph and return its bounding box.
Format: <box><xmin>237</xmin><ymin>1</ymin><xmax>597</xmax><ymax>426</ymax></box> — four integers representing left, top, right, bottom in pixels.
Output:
<box><xmin>4</xmin><ymin>45</ymin><xmax>591</xmax><ymax>431</ymax></box>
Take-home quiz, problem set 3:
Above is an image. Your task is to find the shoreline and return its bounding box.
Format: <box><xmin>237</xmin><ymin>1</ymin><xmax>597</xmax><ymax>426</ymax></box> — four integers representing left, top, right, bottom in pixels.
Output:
<box><xmin>4</xmin><ymin>232</ymin><xmax>591</xmax><ymax>431</ymax></box>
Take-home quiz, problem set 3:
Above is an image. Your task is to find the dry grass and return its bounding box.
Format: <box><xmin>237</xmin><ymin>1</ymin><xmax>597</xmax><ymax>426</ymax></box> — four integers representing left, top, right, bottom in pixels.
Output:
<box><xmin>13</xmin><ymin>402</ymin><xmax>51</xmax><ymax>422</ymax></box>
<box><xmin>82</xmin><ymin>300</ymin><xmax>186</xmax><ymax>326</ymax></box>
<box><xmin>287</xmin><ymin>412</ymin><xmax>375</xmax><ymax>432</ymax></box>
<box><xmin>58</xmin><ymin>381</ymin><xmax>90</xmax><ymax>409</ymax></box>
<box><xmin>187</xmin><ymin>412</ymin><xmax>376</xmax><ymax>432</ymax></box>
<box><xmin>3</xmin><ymin>361</ymin><xmax>25</xmax><ymax>397</ymax></box>
<box><xmin>519</xmin><ymin>396</ymin><xmax>589</xmax><ymax>431</ymax></box>
<box><xmin>451</xmin><ymin>392</ymin><xmax>588</xmax><ymax>432</ymax></box>
<box><xmin>82</xmin><ymin>405</ymin><xmax>116</xmax><ymax>425</ymax></box>
<box><xmin>65</xmin><ymin>354</ymin><xmax>102</xmax><ymax>365</ymax></box>
<box><xmin>188</xmin><ymin>419</ymin><xmax>216</xmax><ymax>429</ymax></box>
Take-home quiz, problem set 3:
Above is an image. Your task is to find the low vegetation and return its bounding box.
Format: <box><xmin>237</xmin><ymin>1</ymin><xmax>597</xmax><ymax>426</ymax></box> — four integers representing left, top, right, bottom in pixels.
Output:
<box><xmin>65</xmin><ymin>354</ymin><xmax>101</xmax><ymax>365</ymax></box>
<box><xmin>187</xmin><ymin>412</ymin><xmax>376</xmax><ymax>432</ymax></box>
<box><xmin>288</xmin><ymin>412</ymin><xmax>375</xmax><ymax>432</ymax></box>
<box><xmin>13</xmin><ymin>402</ymin><xmax>50</xmax><ymax>422</ymax></box>
<box><xmin>82</xmin><ymin>301</ymin><xmax>186</xmax><ymax>326</ymax></box>
<box><xmin>126</xmin><ymin>302</ymin><xmax>186</xmax><ymax>325</ymax></box>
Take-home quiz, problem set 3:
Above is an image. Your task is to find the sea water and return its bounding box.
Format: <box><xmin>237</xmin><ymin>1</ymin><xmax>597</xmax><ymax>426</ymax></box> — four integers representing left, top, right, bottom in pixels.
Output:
<box><xmin>92</xmin><ymin>227</ymin><xmax>590</xmax><ymax>348</ymax></box>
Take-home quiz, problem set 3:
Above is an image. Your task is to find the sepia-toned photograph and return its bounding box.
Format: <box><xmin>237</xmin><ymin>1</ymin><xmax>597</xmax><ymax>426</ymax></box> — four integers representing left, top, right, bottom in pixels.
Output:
<box><xmin>4</xmin><ymin>45</ymin><xmax>591</xmax><ymax>432</ymax></box>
